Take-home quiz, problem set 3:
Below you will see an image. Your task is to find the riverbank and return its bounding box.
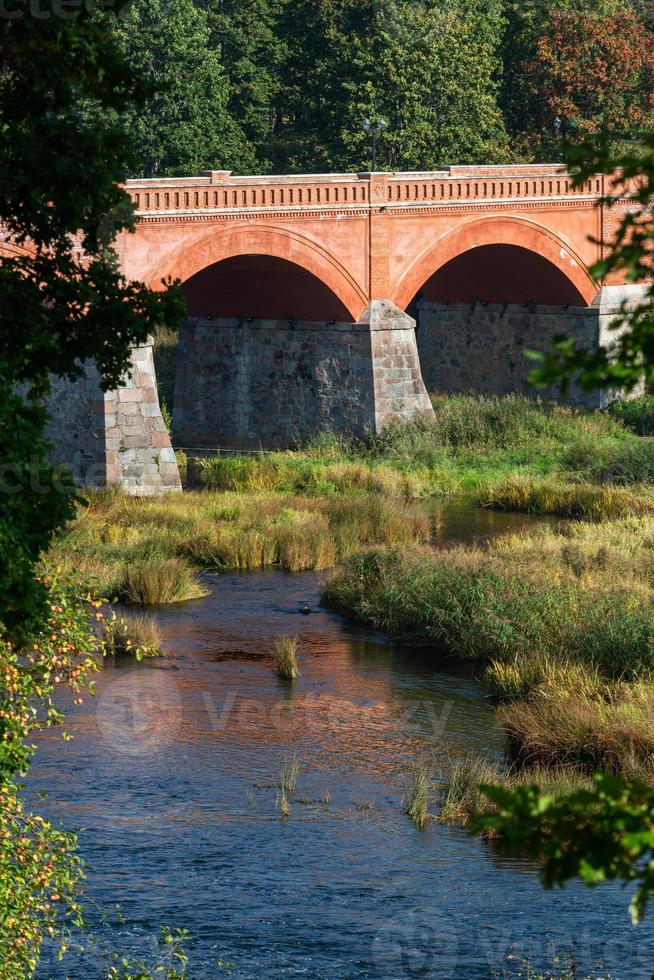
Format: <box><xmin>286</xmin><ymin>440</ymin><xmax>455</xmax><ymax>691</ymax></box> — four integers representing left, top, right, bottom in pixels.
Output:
<box><xmin>48</xmin><ymin>393</ymin><xmax>654</xmax><ymax>827</ymax></box>
<box><xmin>193</xmin><ymin>394</ymin><xmax>649</xmax><ymax>500</ymax></box>
<box><xmin>322</xmin><ymin>516</ymin><xmax>654</xmax><ymax>820</ymax></box>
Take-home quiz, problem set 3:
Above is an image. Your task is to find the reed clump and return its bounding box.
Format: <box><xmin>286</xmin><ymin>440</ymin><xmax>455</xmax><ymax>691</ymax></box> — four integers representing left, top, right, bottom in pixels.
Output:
<box><xmin>274</xmin><ymin>636</ymin><xmax>300</xmax><ymax>681</ymax></box>
<box><xmin>275</xmin><ymin>752</ymin><xmax>299</xmax><ymax>817</ymax></box>
<box><xmin>404</xmin><ymin>759</ymin><xmax>433</xmax><ymax>829</ymax></box>
<box><xmin>439</xmin><ymin>757</ymin><xmax>593</xmax><ymax>830</ymax></box>
<box><xmin>101</xmin><ymin>610</ymin><xmax>163</xmax><ymax>659</ymax></box>
<box><xmin>118</xmin><ymin>558</ymin><xmax>209</xmax><ymax>605</ymax></box>
<box><xmin>480</xmin><ymin>475</ymin><xmax>654</xmax><ymax>520</ymax></box>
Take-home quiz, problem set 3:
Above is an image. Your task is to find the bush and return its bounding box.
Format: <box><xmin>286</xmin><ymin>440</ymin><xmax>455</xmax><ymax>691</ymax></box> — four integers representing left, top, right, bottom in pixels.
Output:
<box><xmin>607</xmin><ymin>395</ymin><xmax>654</xmax><ymax>435</ymax></box>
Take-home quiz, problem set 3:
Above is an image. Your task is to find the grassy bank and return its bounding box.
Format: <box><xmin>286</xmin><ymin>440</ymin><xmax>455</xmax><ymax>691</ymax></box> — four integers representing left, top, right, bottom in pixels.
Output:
<box><xmin>46</xmin><ymin>489</ymin><xmax>430</xmax><ymax>601</ymax></box>
<box><xmin>196</xmin><ymin>394</ymin><xmax>642</xmax><ymax>499</ymax></box>
<box><xmin>322</xmin><ymin>517</ymin><xmax>654</xmax><ymax>807</ymax></box>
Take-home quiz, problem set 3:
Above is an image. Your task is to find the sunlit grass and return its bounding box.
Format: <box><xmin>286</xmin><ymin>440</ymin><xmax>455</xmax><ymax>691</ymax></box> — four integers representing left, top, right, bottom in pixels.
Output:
<box><xmin>403</xmin><ymin>759</ymin><xmax>433</xmax><ymax>829</ymax></box>
<box><xmin>274</xmin><ymin>636</ymin><xmax>300</xmax><ymax>681</ymax></box>
<box><xmin>101</xmin><ymin>609</ymin><xmax>163</xmax><ymax>659</ymax></box>
<box><xmin>45</xmin><ymin>489</ymin><xmax>430</xmax><ymax>594</ymax></box>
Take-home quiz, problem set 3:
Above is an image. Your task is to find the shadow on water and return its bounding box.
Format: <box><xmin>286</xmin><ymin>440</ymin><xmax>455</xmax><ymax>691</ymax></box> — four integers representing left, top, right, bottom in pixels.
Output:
<box><xmin>30</xmin><ymin>503</ymin><xmax>654</xmax><ymax>978</ymax></box>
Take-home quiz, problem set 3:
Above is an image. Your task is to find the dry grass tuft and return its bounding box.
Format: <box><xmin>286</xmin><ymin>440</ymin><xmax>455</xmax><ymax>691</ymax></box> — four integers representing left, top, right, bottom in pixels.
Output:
<box><xmin>118</xmin><ymin>558</ymin><xmax>209</xmax><ymax>605</ymax></box>
<box><xmin>403</xmin><ymin>759</ymin><xmax>433</xmax><ymax>829</ymax></box>
<box><xmin>274</xmin><ymin>636</ymin><xmax>300</xmax><ymax>681</ymax></box>
<box><xmin>101</xmin><ymin>609</ymin><xmax>163</xmax><ymax>659</ymax></box>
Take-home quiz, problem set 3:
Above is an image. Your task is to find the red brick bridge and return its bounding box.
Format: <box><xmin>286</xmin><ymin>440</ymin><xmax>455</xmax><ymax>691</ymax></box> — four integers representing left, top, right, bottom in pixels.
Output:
<box><xmin>31</xmin><ymin>166</ymin><xmax>646</xmax><ymax>492</ymax></box>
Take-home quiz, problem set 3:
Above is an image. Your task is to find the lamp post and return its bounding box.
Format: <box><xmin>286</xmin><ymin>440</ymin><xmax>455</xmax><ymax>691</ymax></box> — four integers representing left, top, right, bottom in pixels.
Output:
<box><xmin>362</xmin><ymin>117</ymin><xmax>386</xmax><ymax>172</ymax></box>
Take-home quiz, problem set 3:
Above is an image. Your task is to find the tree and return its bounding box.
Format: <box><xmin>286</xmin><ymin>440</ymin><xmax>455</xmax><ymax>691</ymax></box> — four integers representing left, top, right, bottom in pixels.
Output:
<box><xmin>530</xmin><ymin>133</ymin><xmax>654</xmax><ymax>393</ymax></box>
<box><xmin>531</xmin><ymin>8</ymin><xmax>654</xmax><ymax>138</ymax></box>
<box><xmin>498</xmin><ymin>0</ymin><xmax>652</xmax><ymax>160</ymax></box>
<box><xmin>113</xmin><ymin>0</ymin><xmax>256</xmax><ymax>176</ymax></box>
<box><xmin>474</xmin><ymin>130</ymin><xmax>654</xmax><ymax>923</ymax></box>
<box><xmin>272</xmin><ymin>0</ymin><xmax>510</xmax><ymax>173</ymax></box>
<box><xmin>199</xmin><ymin>0</ymin><xmax>287</xmax><ymax>171</ymax></box>
<box><xmin>0</xmin><ymin>3</ymin><xmax>182</xmax><ymax>971</ymax></box>
<box><xmin>474</xmin><ymin>775</ymin><xmax>654</xmax><ymax>925</ymax></box>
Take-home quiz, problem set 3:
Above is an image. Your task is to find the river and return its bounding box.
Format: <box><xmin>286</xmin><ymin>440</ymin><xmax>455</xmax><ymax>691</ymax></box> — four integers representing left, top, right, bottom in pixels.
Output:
<box><xmin>31</xmin><ymin>503</ymin><xmax>654</xmax><ymax>978</ymax></box>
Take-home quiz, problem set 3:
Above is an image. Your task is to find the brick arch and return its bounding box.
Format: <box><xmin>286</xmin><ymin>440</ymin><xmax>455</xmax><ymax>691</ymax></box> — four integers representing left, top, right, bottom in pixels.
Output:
<box><xmin>392</xmin><ymin>216</ymin><xmax>597</xmax><ymax>311</ymax></box>
<box><xmin>144</xmin><ymin>224</ymin><xmax>368</xmax><ymax>322</ymax></box>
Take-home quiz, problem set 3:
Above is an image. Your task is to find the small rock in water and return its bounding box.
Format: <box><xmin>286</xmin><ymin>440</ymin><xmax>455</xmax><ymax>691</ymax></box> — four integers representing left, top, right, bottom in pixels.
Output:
<box><xmin>299</xmin><ymin>605</ymin><xmax>311</xmax><ymax>615</ymax></box>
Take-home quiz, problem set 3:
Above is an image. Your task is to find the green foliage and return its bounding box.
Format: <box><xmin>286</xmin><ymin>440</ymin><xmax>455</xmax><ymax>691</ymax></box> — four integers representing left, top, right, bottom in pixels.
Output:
<box><xmin>114</xmin><ymin>0</ymin><xmax>255</xmax><ymax>176</ymax></box>
<box><xmin>0</xmin><ymin>583</ymin><xmax>99</xmax><ymax>976</ymax></box>
<box><xmin>473</xmin><ymin>774</ymin><xmax>654</xmax><ymax>924</ymax></box>
<box><xmin>272</xmin><ymin>0</ymin><xmax>510</xmax><ymax>172</ymax></box>
<box><xmin>200</xmin><ymin>0</ymin><xmax>286</xmax><ymax>169</ymax></box>
<box><xmin>0</xmin><ymin>4</ymin><xmax>183</xmax><ymax>641</ymax></box>
<box><xmin>106</xmin><ymin>926</ymin><xmax>193</xmax><ymax>978</ymax></box>
<box><xmin>607</xmin><ymin>394</ymin><xmax>654</xmax><ymax>435</ymax></box>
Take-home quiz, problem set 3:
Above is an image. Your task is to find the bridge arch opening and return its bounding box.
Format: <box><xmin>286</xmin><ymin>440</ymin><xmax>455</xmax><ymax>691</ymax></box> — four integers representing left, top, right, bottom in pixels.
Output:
<box><xmin>405</xmin><ymin>240</ymin><xmax>597</xmax><ymax>405</ymax></box>
<box><xmin>173</xmin><ymin>253</ymin><xmax>372</xmax><ymax>449</ymax></box>
<box><xmin>181</xmin><ymin>253</ymin><xmax>356</xmax><ymax>323</ymax></box>
<box><xmin>413</xmin><ymin>244</ymin><xmax>588</xmax><ymax>308</ymax></box>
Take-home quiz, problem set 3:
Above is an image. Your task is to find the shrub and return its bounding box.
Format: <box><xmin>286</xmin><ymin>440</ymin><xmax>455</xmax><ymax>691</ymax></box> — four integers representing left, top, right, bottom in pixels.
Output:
<box><xmin>607</xmin><ymin>394</ymin><xmax>654</xmax><ymax>435</ymax></box>
<box><xmin>563</xmin><ymin>438</ymin><xmax>654</xmax><ymax>484</ymax></box>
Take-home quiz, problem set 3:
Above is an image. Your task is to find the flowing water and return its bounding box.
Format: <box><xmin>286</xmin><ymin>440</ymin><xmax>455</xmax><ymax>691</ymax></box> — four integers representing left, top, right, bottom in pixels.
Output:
<box><xmin>31</xmin><ymin>503</ymin><xmax>654</xmax><ymax>978</ymax></box>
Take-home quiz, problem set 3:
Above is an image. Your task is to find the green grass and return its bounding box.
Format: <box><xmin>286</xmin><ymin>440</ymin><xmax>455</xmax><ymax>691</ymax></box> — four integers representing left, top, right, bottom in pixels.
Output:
<box><xmin>322</xmin><ymin>527</ymin><xmax>654</xmax><ymax>678</ymax></box>
<box><xmin>323</xmin><ymin>518</ymin><xmax>654</xmax><ymax>786</ymax></box>
<box><xmin>193</xmin><ymin>394</ymin><xmax>653</xmax><ymax>501</ymax></box>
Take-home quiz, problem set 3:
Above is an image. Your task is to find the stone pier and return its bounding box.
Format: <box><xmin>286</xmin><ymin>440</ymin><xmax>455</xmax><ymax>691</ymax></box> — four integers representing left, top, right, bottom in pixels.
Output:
<box><xmin>173</xmin><ymin>300</ymin><xmax>434</xmax><ymax>449</ymax></box>
<box><xmin>45</xmin><ymin>340</ymin><xmax>181</xmax><ymax>494</ymax></box>
<box><xmin>414</xmin><ymin>286</ymin><xmax>648</xmax><ymax>409</ymax></box>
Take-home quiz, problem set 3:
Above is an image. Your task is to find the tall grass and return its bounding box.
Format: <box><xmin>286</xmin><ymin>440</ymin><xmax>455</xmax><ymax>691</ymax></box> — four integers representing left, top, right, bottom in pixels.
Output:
<box><xmin>194</xmin><ymin>395</ymin><xmax>644</xmax><ymax>499</ymax></box>
<box><xmin>323</xmin><ymin>537</ymin><xmax>654</xmax><ymax>678</ymax></box>
<box><xmin>403</xmin><ymin>759</ymin><xmax>433</xmax><ymax>829</ymax></box>
<box><xmin>480</xmin><ymin>475</ymin><xmax>654</xmax><ymax>519</ymax></box>
<box><xmin>101</xmin><ymin>610</ymin><xmax>163</xmax><ymax>659</ymax></box>
<box><xmin>118</xmin><ymin>558</ymin><xmax>208</xmax><ymax>605</ymax></box>
<box><xmin>45</xmin><ymin>490</ymin><xmax>430</xmax><ymax>593</ymax></box>
<box><xmin>439</xmin><ymin>756</ymin><xmax>592</xmax><ymax>828</ymax></box>
<box><xmin>274</xmin><ymin>636</ymin><xmax>300</xmax><ymax>681</ymax></box>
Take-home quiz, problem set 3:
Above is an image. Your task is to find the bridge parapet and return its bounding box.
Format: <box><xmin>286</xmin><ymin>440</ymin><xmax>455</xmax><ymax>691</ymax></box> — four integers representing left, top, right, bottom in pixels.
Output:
<box><xmin>125</xmin><ymin>166</ymin><xmax>605</xmax><ymax>217</ymax></box>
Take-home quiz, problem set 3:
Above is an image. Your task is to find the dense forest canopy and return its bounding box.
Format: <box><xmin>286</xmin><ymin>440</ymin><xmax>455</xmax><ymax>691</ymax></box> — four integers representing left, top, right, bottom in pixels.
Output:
<box><xmin>114</xmin><ymin>0</ymin><xmax>654</xmax><ymax>177</ymax></box>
